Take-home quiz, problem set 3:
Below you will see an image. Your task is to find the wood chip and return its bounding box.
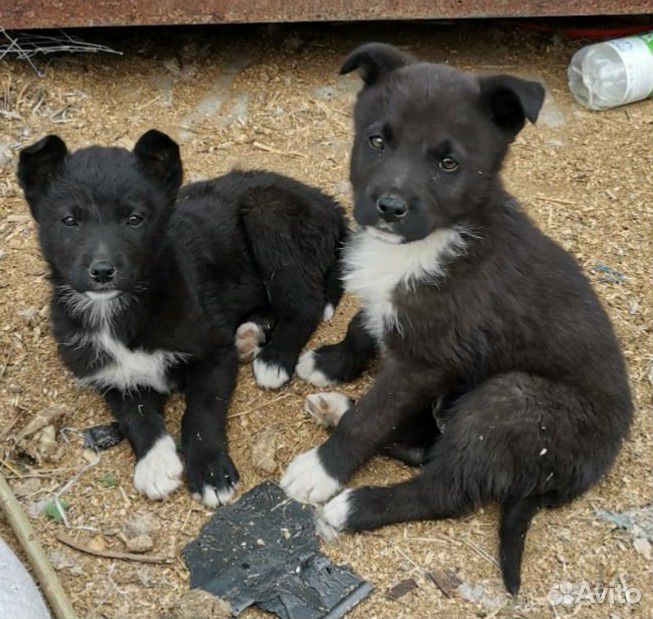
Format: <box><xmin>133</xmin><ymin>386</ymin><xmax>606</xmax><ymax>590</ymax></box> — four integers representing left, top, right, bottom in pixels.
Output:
<box><xmin>386</xmin><ymin>578</ymin><xmax>418</xmax><ymax>600</ymax></box>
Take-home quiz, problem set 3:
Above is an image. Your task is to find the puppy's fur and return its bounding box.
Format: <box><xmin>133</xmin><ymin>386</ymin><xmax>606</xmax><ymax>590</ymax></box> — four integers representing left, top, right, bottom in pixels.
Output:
<box><xmin>19</xmin><ymin>130</ymin><xmax>346</xmax><ymax>506</ymax></box>
<box><xmin>284</xmin><ymin>43</ymin><xmax>632</xmax><ymax>593</ymax></box>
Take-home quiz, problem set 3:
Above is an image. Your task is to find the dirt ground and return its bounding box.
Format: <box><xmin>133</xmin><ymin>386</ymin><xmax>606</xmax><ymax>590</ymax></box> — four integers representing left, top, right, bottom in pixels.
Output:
<box><xmin>0</xmin><ymin>20</ymin><xmax>651</xmax><ymax>619</ymax></box>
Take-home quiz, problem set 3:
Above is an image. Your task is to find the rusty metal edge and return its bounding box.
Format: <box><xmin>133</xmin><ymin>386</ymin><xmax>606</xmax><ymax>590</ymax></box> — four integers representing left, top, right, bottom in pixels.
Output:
<box><xmin>1</xmin><ymin>0</ymin><xmax>651</xmax><ymax>30</ymax></box>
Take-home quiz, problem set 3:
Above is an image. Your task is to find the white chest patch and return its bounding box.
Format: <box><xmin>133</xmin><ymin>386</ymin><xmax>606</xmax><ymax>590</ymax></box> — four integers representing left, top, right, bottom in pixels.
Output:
<box><xmin>81</xmin><ymin>330</ymin><xmax>188</xmax><ymax>393</ymax></box>
<box><xmin>63</xmin><ymin>292</ymin><xmax>189</xmax><ymax>394</ymax></box>
<box><xmin>342</xmin><ymin>227</ymin><xmax>466</xmax><ymax>341</ymax></box>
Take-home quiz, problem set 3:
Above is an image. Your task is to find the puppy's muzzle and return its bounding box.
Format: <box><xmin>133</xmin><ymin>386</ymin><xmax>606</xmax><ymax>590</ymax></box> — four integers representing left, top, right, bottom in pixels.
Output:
<box><xmin>376</xmin><ymin>193</ymin><xmax>407</xmax><ymax>223</ymax></box>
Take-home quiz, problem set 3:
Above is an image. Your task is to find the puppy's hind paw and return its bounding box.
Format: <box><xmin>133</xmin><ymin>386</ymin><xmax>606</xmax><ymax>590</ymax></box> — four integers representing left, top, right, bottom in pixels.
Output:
<box><xmin>235</xmin><ymin>322</ymin><xmax>264</xmax><ymax>363</ymax></box>
<box><xmin>304</xmin><ymin>392</ymin><xmax>352</xmax><ymax>428</ymax></box>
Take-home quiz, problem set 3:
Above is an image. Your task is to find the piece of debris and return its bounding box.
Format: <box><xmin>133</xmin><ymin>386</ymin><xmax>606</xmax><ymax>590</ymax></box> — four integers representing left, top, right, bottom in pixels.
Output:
<box><xmin>124</xmin><ymin>534</ymin><xmax>154</xmax><ymax>554</ymax></box>
<box><xmin>591</xmin><ymin>264</ymin><xmax>625</xmax><ymax>284</ymax></box>
<box><xmin>183</xmin><ymin>481</ymin><xmax>373</xmax><ymax>619</ymax></box>
<box><xmin>123</xmin><ymin>512</ymin><xmax>156</xmax><ymax>539</ymax></box>
<box><xmin>251</xmin><ymin>428</ymin><xmax>277</xmax><ymax>474</ymax></box>
<box><xmin>47</xmin><ymin>548</ymin><xmax>82</xmax><ymax>576</ymax></box>
<box><xmin>17</xmin><ymin>403</ymin><xmax>69</xmax><ymax>442</ymax></box>
<box><xmin>87</xmin><ymin>534</ymin><xmax>106</xmax><ymax>552</ymax></box>
<box><xmin>82</xmin><ymin>422</ymin><xmax>124</xmax><ymax>450</ymax></box>
<box><xmin>633</xmin><ymin>536</ymin><xmax>651</xmax><ymax>560</ymax></box>
<box><xmin>167</xmin><ymin>588</ymin><xmax>233</xmax><ymax>619</ymax></box>
<box><xmin>386</xmin><ymin>578</ymin><xmax>418</xmax><ymax>600</ymax></box>
<box><xmin>21</xmin><ymin>424</ymin><xmax>60</xmax><ymax>464</ymax></box>
<box><xmin>427</xmin><ymin>569</ymin><xmax>462</xmax><ymax>598</ymax></box>
<box><xmin>458</xmin><ymin>579</ymin><xmax>509</xmax><ymax>611</ymax></box>
<box><xmin>595</xmin><ymin>506</ymin><xmax>653</xmax><ymax>541</ymax></box>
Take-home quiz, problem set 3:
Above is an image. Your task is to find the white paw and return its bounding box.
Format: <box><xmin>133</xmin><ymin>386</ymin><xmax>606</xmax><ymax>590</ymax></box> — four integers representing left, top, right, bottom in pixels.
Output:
<box><xmin>304</xmin><ymin>392</ymin><xmax>352</xmax><ymax>428</ymax></box>
<box><xmin>322</xmin><ymin>303</ymin><xmax>335</xmax><ymax>321</ymax></box>
<box><xmin>253</xmin><ymin>358</ymin><xmax>290</xmax><ymax>389</ymax></box>
<box><xmin>316</xmin><ymin>489</ymin><xmax>352</xmax><ymax>541</ymax></box>
<box><xmin>192</xmin><ymin>483</ymin><xmax>237</xmax><ymax>508</ymax></box>
<box><xmin>295</xmin><ymin>350</ymin><xmax>334</xmax><ymax>387</ymax></box>
<box><xmin>280</xmin><ymin>447</ymin><xmax>341</xmax><ymax>505</ymax></box>
<box><xmin>235</xmin><ymin>322</ymin><xmax>264</xmax><ymax>363</ymax></box>
<box><xmin>133</xmin><ymin>435</ymin><xmax>183</xmax><ymax>500</ymax></box>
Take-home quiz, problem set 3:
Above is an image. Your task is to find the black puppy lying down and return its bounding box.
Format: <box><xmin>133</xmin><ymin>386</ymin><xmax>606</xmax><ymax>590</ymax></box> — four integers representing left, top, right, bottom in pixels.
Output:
<box><xmin>282</xmin><ymin>43</ymin><xmax>633</xmax><ymax>593</ymax></box>
<box><xmin>18</xmin><ymin>130</ymin><xmax>346</xmax><ymax>506</ymax></box>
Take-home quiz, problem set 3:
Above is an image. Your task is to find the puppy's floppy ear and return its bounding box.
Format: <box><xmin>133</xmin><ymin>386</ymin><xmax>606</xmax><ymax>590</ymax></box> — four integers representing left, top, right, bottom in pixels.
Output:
<box><xmin>17</xmin><ymin>134</ymin><xmax>68</xmax><ymax>220</ymax></box>
<box><xmin>339</xmin><ymin>42</ymin><xmax>414</xmax><ymax>86</ymax></box>
<box><xmin>133</xmin><ymin>129</ymin><xmax>182</xmax><ymax>197</ymax></box>
<box><xmin>479</xmin><ymin>75</ymin><xmax>545</xmax><ymax>135</ymax></box>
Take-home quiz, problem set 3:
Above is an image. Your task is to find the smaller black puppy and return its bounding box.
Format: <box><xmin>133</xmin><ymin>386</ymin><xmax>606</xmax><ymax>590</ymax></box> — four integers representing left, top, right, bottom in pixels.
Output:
<box><xmin>19</xmin><ymin>130</ymin><xmax>346</xmax><ymax>506</ymax></box>
<box><xmin>283</xmin><ymin>43</ymin><xmax>632</xmax><ymax>593</ymax></box>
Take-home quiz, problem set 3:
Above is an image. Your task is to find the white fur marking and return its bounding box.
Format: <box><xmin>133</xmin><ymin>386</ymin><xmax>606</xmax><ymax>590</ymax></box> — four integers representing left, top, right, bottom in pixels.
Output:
<box><xmin>133</xmin><ymin>435</ymin><xmax>183</xmax><ymax>500</ymax></box>
<box><xmin>253</xmin><ymin>358</ymin><xmax>290</xmax><ymax>389</ymax></box>
<box><xmin>295</xmin><ymin>350</ymin><xmax>334</xmax><ymax>387</ymax></box>
<box><xmin>81</xmin><ymin>330</ymin><xmax>188</xmax><ymax>393</ymax></box>
<box><xmin>85</xmin><ymin>290</ymin><xmax>121</xmax><ymax>301</ymax></box>
<box><xmin>322</xmin><ymin>303</ymin><xmax>335</xmax><ymax>321</ymax></box>
<box><xmin>194</xmin><ymin>484</ymin><xmax>237</xmax><ymax>508</ymax></box>
<box><xmin>280</xmin><ymin>446</ymin><xmax>341</xmax><ymax>505</ymax></box>
<box><xmin>343</xmin><ymin>227</ymin><xmax>466</xmax><ymax>341</ymax></box>
<box><xmin>316</xmin><ymin>489</ymin><xmax>352</xmax><ymax>541</ymax></box>
<box><xmin>304</xmin><ymin>392</ymin><xmax>351</xmax><ymax>427</ymax></box>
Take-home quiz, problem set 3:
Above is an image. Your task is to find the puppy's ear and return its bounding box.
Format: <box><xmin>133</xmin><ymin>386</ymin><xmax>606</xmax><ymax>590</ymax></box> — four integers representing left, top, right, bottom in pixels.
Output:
<box><xmin>133</xmin><ymin>129</ymin><xmax>182</xmax><ymax>197</ymax></box>
<box><xmin>340</xmin><ymin>42</ymin><xmax>413</xmax><ymax>86</ymax></box>
<box><xmin>479</xmin><ymin>75</ymin><xmax>545</xmax><ymax>135</ymax></box>
<box><xmin>17</xmin><ymin>135</ymin><xmax>68</xmax><ymax>220</ymax></box>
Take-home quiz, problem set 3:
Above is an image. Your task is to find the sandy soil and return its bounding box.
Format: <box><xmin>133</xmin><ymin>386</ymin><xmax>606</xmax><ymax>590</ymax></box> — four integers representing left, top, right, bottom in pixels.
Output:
<box><xmin>0</xmin><ymin>21</ymin><xmax>651</xmax><ymax>619</ymax></box>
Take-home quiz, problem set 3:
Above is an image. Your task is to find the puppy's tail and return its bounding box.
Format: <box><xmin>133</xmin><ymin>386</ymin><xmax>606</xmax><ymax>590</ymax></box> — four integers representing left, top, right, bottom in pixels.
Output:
<box><xmin>323</xmin><ymin>219</ymin><xmax>350</xmax><ymax>317</ymax></box>
<box><xmin>499</xmin><ymin>496</ymin><xmax>542</xmax><ymax>595</ymax></box>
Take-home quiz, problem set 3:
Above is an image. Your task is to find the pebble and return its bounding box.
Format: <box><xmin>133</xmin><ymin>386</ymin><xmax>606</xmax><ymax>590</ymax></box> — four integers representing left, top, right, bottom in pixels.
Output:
<box><xmin>125</xmin><ymin>534</ymin><xmax>154</xmax><ymax>554</ymax></box>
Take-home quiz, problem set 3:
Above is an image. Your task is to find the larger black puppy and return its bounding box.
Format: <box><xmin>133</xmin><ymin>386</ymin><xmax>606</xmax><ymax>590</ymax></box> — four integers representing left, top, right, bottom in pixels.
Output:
<box><xmin>283</xmin><ymin>43</ymin><xmax>632</xmax><ymax>593</ymax></box>
<box><xmin>19</xmin><ymin>130</ymin><xmax>346</xmax><ymax>507</ymax></box>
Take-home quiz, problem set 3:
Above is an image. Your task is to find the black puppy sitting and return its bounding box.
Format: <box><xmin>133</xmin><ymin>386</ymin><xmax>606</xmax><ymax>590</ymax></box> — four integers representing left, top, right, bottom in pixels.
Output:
<box><xmin>18</xmin><ymin>130</ymin><xmax>346</xmax><ymax>507</ymax></box>
<box><xmin>283</xmin><ymin>43</ymin><xmax>633</xmax><ymax>593</ymax></box>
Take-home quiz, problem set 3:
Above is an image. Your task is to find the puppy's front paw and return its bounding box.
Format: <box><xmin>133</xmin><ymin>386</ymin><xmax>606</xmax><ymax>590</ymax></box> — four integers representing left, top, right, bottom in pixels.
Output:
<box><xmin>235</xmin><ymin>322</ymin><xmax>264</xmax><ymax>363</ymax></box>
<box><xmin>280</xmin><ymin>446</ymin><xmax>341</xmax><ymax>505</ymax></box>
<box><xmin>295</xmin><ymin>350</ymin><xmax>335</xmax><ymax>387</ymax></box>
<box><xmin>304</xmin><ymin>392</ymin><xmax>352</xmax><ymax>428</ymax></box>
<box><xmin>253</xmin><ymin>358</ymin><xmax>290</xmax><ymax>389</ymax></box>
<box><xmin>316</xmin><ymin>489</ymin><xmax>353</xmax><ymax>541</ymax></box>
<box><xmin>133</xmin><ymin>435</ymin><xmax>183</xmax><ymax>500</ymax></box>
<box><xmin>186</xmin><ymin>449</ymin><xmax>239</xmax><ymax>508</ymax></box>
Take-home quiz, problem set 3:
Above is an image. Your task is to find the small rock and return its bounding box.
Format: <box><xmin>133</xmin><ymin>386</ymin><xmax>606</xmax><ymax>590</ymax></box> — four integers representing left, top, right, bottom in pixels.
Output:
<box><xmin>125</xmin><ymin>534</ymin><xmax>154</xmax><ymax>553</ymax></box>
<box><xmin>458</xmin><ymin>579</ymin><xmax>508</xmax><ymax>610</ymax></box>
<box><xmin>167</xmin><ymin>589</ymin><xmax>232</xmax><ymax>619</ymax></box>
<box><xmin>21</xmin><ymin>424</ymin><xmax>59</xmax><ymax>464</ymax></box>
<box><xmin>14</xmin><ymin>477</ymin><xmax>41</xmax><ymax>497</ymax></box>
<box><xmin>633</xmin><ymin>536</ymin><xmax>651</xmax><ymax>560</ymax></box>
<box><xmin>88</xmin><ymin>534</ymin><xmax>106</xmax><ymax>552</ymax></box>
<box><xmin>0</xmin><ymin>145</ymin><xmax>11</xmax><ymax>168</ymax></box>
<box><xmin>48</xmin><ymin>549</ymin><xmax>82</xmax><ymax>576</ymax></box>
<box><xmin>123</xmin><ymin>513</ymin><xmax>156</xmax><ymax>538</ymax></box>
<box><xmin>18</xmin><ymin>307</ymin><xmax>39</xmax><ymax>325</ymax></box>
<box><xmin>135</xmin><ymin>565</ymin><xmax>156</xmax><ymax>588</ymax></box>
<box><xmin>251</xmin><ymin>428</ymin><xmax>277</xmax><ymax>474</ymax></box>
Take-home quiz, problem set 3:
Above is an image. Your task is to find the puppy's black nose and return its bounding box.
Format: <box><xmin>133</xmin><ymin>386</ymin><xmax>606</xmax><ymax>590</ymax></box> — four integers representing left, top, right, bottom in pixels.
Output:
<box><xmin>376</xmin><ymin>194</ymin><xmax>407</xmax><ymax>222</ymax></box>
<box><xmin>89</xmin><ymin>261</ymin><xmax>116</xmax><ymax>283</ymax></box>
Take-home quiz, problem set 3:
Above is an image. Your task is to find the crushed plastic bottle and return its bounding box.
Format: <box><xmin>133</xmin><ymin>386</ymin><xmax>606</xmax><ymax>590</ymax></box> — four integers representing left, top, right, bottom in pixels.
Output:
<box><xmin>567</xmin><ymin>32</ymin><xmax>653</xmax><ymax>110</ymax></box>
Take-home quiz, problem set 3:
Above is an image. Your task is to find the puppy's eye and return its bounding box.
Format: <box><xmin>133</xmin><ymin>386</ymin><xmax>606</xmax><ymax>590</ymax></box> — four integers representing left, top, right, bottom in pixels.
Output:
<box><xmin>61</xmin><ymin>215</ymin><xmax>78</xmax><ymax>227</ymax></box>
<box><xmin>368</xmin><ymin>135</ymin><xmax>385</xmax><ymax>152</ymax></box>
<box><xmin>439</xmin><ymin>156</ymin><xmax>460</xmax><ymax>172</ymax></box>
<box><xmin>126</xmin><ymin>214</ymin><xmax>144</xmax><ymax>228</ymax></box>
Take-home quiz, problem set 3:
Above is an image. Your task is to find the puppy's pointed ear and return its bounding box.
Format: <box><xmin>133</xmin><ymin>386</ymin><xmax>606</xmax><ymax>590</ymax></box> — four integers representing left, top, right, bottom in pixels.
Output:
<box><xmin>479</xmin><ymin>75</ymin><xmax>545</xmax><ymax>136</ymax></box>
<box><xmin>18</xmin><ymin>135</ymin><xmax>68</xmax><ymax>220</ymax></box>
<box><xmin>133</xmin><ymin>129</ymin><xmax>182</xmax><ymax>197</ymax></box>
<box><xmin>339</xmin><ymin>42</ymin><xmax>414</xmax><ymax>86</ymax></box>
